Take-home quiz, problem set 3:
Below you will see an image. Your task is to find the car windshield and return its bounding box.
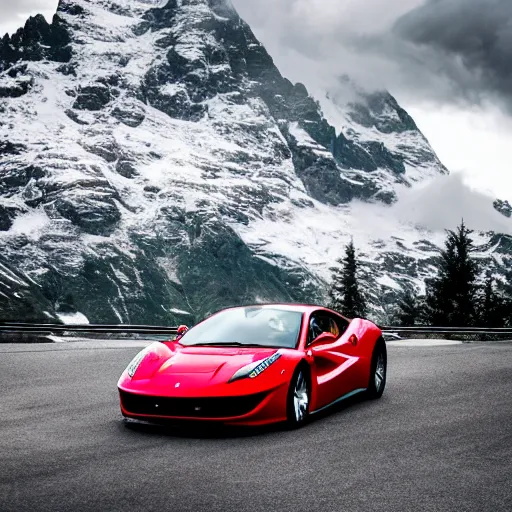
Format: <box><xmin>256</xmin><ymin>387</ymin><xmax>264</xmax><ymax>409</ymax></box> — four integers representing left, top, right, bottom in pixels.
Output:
<box><xmin>178</xmin><ymin>307</ymin><xmax>303</xmax><ymax>349</ymax></box>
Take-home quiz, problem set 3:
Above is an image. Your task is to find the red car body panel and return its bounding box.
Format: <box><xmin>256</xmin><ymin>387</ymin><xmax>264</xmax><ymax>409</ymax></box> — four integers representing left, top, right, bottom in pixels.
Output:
<box><xmin>118</xmin><ymin>304</ymin><xmax>383</xmax><ymax>426</ymax></box>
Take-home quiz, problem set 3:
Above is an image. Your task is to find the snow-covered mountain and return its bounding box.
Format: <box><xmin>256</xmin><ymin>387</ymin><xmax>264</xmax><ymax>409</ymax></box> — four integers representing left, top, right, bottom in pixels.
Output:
<box><xmin>317</xmin><ymin>78</ymin><xmax>449</xmax><ymax>202</ymax></box>
<box><xmin>0</xmin><ymin>0</ymin><xmax>510</xmax><ymax>324</ymax></box>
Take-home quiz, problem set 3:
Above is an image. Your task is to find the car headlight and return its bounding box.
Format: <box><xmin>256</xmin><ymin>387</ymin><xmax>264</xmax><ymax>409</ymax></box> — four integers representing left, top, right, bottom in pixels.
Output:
<box><xmin>229</xmin><ymin>351</ymin><xmax>281</xmax><ymax>383</ymax></box>
<box><xmin>127</xmin><ymin>348</ymin><xmax>150</xmax><ymax>378</ymax></box>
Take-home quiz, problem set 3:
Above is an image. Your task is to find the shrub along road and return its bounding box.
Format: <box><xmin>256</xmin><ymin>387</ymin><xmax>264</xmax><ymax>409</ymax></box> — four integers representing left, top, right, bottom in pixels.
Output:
<box><xmin>0</xmin><ymin>340</ymin><xmax>511</xmax><ymax>512</ymax></box>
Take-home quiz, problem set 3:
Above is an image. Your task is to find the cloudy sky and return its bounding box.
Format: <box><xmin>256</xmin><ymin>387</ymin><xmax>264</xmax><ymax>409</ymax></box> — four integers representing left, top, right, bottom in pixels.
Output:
<box><xmin>0</xmin><ymin>0</ymin><xmax>510</xmax><ymax>202</ymax></box>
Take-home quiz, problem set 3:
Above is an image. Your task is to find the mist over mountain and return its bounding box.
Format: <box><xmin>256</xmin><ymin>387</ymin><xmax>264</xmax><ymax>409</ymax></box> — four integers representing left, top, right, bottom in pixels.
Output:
<box><xmin>0</xmin><ymin>0</ymin><xmax>510</xmax><ymax>324</ymax></box>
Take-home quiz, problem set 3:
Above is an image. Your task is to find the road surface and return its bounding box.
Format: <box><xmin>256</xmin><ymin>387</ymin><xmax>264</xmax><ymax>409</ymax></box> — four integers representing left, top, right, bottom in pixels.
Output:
<box><xmin>0</xmin><ymin>340</ymin><xmax>511</xmax><ymax>512</ymax></box>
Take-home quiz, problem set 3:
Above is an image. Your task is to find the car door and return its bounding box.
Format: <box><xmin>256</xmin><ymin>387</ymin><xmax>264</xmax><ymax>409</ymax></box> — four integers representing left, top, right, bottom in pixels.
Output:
<box><xmin>307</xmin><ymin>310</ymin><xmax>365</xmax><ymax>410</ymax></box>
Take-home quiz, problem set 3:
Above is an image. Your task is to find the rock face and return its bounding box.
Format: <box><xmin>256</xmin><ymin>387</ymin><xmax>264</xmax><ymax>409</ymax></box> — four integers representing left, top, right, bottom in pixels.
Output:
<box><xmin>494</xmin><ymin>199</ymin><xmax>512</xmax><ymax>218</ymax></box>
<box><xmin>316</xmin><ymin>77</ymin><xmax>450</xmax><ymax>204</ymax></box>
<box><xmin>0</xmin><ymin>0</ymin><xmax>510</xmax><ymax>324</ymax></box>
<box><xmin>0</xmin><ymin>254</ymin><xmax>57</xmax><ymax>322</ymax></box>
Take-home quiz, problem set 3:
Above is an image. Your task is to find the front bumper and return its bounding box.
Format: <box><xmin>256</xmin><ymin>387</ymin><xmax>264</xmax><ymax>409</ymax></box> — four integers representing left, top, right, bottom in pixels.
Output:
<box><xmin>118</xmin><ymin>384</ymin><xmax>289</xmax><ymax>427</ymax></box>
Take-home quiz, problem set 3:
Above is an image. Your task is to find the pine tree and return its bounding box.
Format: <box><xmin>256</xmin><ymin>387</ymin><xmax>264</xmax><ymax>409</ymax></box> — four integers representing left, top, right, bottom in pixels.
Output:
<box><xmin>327</xmin><ymin>258</ymin><xmax>345</xmax><ymax>313</ymax></box>
<box><xmin>424</xmin><ymin>220</ymin><xmax>479</xmax><ymax>326</ymax></box>
<box><xmin>480</xmin><ymin>274</ymin><xmax>507</xmax><ymax>327</ymax></box>
<box><xmin>395</xmin><ymin>288</ymin><xmax>419</xmax><ymax>326</ymax></box>
<box><xmin>505</xmin><ymin>298</ymin><xmax>512</xmax><ymax>327</ymax></box>
<box><xmin>328</xmin><ymin>240</ymin><xmax>367</xmax><ymax>318</ymax></box>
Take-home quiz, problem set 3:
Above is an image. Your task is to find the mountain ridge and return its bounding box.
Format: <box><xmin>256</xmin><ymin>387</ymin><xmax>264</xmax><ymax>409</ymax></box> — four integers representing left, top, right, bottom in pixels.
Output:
<box><xmin>0</xmin><ymin>0</ymin><xmax>510</xmax><ymax>324</ymax></box>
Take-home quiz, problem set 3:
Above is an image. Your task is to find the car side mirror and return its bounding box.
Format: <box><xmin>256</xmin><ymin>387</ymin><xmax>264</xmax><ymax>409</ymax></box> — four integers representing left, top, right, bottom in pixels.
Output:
<box><xmin>177</xmin><ymin>325</ymin><xmax>189</xmax><ymax>335</ymax></box>
<box><xmin>310</xmin><ymin>332</ymin><xmax>337</xmax><ymax>347</ymax></box>
<box><xmin>173</xmin><ymin>325</ymin><xmax>189</xmax><ymax>341</ymax></box>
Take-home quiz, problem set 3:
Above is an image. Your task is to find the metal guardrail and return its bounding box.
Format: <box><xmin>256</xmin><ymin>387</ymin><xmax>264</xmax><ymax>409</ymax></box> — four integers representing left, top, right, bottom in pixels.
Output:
<box><xmin>380</xmin><ymin>326</ymin><xmax>512</xmax><ymax>335</ymax></box>
<box><xmin>0</xmin><ymin>322</ymin><xmax>510</xmax><ymax>337</ymax></box>
<box><xmin>0</xmin><ymin>323</ymin><xmax>178</xmax><ymax>335</ymax></box>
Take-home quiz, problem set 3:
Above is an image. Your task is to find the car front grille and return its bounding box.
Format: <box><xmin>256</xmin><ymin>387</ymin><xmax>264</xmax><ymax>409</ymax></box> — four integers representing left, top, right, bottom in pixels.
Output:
<box><xmin>120</xmin><ymin>390</ymin><xmax>267</xmax><ymax>419</ymax></box>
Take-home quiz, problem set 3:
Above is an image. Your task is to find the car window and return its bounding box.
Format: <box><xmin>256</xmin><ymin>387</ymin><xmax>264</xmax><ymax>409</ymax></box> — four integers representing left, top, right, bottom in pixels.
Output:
<box><xmin>307</xmin><ymin>311</ymin><xmax>348</xmax><ymax>345</ymax></box>
<box><xmin>178</xmin><ymin>306</ymin><xmax>304</xmax><ymax>349</ymax></box>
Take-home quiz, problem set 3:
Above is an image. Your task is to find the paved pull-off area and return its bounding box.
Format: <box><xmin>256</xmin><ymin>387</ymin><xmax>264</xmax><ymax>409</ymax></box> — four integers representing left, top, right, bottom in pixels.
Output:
<box><xmin>0</xmin><ymin>341</ymin><xmax>511</xmax><ymax>512</ymax></box>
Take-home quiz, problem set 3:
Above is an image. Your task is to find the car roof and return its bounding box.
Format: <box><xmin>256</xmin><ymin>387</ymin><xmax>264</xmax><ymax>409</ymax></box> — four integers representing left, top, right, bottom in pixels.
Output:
<box><xmin>221</xmin><ymin>303</ymin><xmax>344</xmax><ymax>315</ymax></box>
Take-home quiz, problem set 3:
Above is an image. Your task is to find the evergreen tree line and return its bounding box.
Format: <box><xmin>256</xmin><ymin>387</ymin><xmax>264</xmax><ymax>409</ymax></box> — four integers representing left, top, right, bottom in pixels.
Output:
<box><xmin>328</xmin><ymin>221</ymin><xmax>512</xmax><ymax>327</ymax></box>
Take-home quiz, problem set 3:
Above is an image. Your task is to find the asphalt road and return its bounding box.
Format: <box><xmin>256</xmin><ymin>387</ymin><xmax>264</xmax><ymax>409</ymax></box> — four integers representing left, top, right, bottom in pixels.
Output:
<box><xmin>0</xmin><ymin>340</ymin><xmax>511</xmax><ymax>512</ymax></box>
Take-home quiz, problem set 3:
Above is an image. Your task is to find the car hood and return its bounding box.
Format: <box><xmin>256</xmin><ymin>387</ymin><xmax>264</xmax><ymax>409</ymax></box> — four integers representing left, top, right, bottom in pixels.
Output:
<box><xmin>118</xmin><ymin>343</ymin><xmax>297</xmax><ymax>397</ymax></box>
<box><xmin>157</xmin><ymin>346</ymin><xmax>278</xmax><ymax>375</ymax></box>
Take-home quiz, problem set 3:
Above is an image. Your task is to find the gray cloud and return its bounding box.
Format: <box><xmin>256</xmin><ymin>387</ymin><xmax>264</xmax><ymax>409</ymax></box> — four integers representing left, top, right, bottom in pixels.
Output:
<box><xmin>390</xmin><ymin>172</ymin><xmax>512</xmax><ymax>234</ymax></box>
<box><xmin>392</xmin><ymin>0</ymin><xmax>512</xmax><ymax>109</ymax></box>
<box><xmin>349</xmin><ymin>172</ymin><xmax>512</xmax><ymax>239</ymax></box>
<box><xmin>233</xmin><ymin>0</ymin><xmax>512</xmax><ymax>112</ymax></box>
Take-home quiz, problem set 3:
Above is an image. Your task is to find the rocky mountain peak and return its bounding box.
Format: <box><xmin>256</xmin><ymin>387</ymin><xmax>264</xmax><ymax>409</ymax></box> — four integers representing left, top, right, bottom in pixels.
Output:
<box><xmin>0</xmin><ymin>11</ymin><xmax>70</xmax><ymax>72</ymax></box>
<box><xmin>0</xmin><ymin>0</ymin><xmax>509</xmax><ymax>324</ymax></box>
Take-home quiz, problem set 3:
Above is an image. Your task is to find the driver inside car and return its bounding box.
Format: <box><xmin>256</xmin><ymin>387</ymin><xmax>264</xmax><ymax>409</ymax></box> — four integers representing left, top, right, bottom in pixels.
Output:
<box><xmin>310</xmin><ymin>316</ymin><xmax>324</xmax><ymax>339</ymax></box>
<box><xmin>309</xmin><ymin>315</ymin><xmax>340</xmax><ymax>343</ymax></box>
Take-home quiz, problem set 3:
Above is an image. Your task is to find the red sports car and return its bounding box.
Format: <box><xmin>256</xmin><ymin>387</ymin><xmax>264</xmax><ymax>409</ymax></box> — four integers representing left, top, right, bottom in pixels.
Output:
<box><xmin>118</xmin><ymin>304</ymin><xmax>387</xmax><ymax>428</ymax></box>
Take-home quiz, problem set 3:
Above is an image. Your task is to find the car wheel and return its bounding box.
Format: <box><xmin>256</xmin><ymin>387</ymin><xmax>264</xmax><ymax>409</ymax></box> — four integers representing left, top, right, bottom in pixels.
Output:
<box><xmin>286</xmin><ymin>366</ymin><xmax>310</xmax><ymax>428</ymax></box>
<box><xmin>367</xmin><ymin>337</ymin><xmax>387</xmax><ymax>399</ymax></box>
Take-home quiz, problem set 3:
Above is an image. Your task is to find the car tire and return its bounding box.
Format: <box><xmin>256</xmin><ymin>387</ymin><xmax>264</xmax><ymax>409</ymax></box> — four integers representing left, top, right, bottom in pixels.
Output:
<box><xmin>286</xmin><ymin>365</ymin><xmax>311</xmax><ymax>429</ymax></box>
<box><xmin>367</xmin><ymin>337</ymin><xmax>387</xmax><ymax>399</ymax></box>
